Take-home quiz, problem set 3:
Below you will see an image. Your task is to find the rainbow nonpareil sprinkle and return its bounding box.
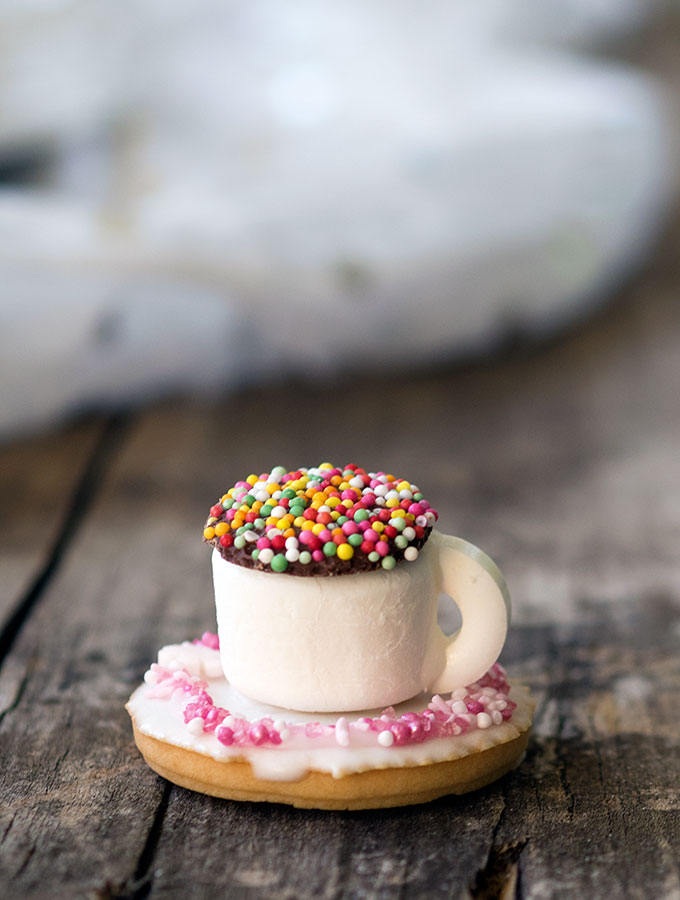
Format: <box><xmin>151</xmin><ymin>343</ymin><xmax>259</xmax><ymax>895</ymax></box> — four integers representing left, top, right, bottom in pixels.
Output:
<box><xmin>203</xmin><ymin>463</ymin><xmax>439</xmax><ymax>574</ymax></box>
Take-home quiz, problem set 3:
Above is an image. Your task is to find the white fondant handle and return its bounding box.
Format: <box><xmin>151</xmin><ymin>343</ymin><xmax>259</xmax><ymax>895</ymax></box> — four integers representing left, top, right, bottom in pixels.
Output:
<box><xmin>429</xmin><ymin>533</ymin><xmax>510</xmax><ymax>693</ymax></box>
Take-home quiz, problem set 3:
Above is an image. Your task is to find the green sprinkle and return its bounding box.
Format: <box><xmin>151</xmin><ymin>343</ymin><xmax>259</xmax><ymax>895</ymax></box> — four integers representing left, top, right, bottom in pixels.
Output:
<box><xmin>222</xmin><ymin>499</ymin><xmax>233</xmax><ymax>510</ymax></box>
<box><xmin>236</xmin><ymin>525</ymin><xmax>248</xmax><ymax>535</ymax></box>
<box><xmin>254</xmin><ymin>517</ymin><xmax>265</xmax><ymax>529</ymax></box>
<box><xmin>343</xmin><ymin>469</ymin><xmax>354</xmax><ymax>478</ymax></box>
<box><xmin>336</xmin><ymin>515</ymin><xmax>348</xmax><ymax>525</ymax></box>
<box><xmin>392</xmin><ymin>518</ymin><xmax>406</xmax><ymax>532</ymax></box>
<box><xmin>299</xmin><ymin>551</ymin><xmax>312</xmax><ymax>564</ymax></box>
<box><xmin>368</xmin><ymin>551</ymin><xmax>380</xmax><ymax>562</ymax></box>
<box><xmin>270</xmin><ymin>466</ymin><xmax>287</xmax><ymax>480</ymax></box>
<box><xmin>323</xmin><ymin>541</ymin><xmax>337</xmax><ymax>557</ymax></box>
<box><xmin>348</xmin><ymin>533</ymin><xmax>363</xmax><ymax>547</ymax></box>
<box><xmin>413</xmin><ymin>493</ymin><xmax>423</xmax><ymax>501</ymax></box>
<box><xmin>354</xmin><ymin>509</ymin><xmax>369</xmax><ymax>522</ymax></box>
<box><xmin>243</xmin><ymin>494</ymin><xmax>255</xmax><ymax>506</ymax></box>
<box><xmin>260</xmin><ymin>505</ymin><xmax>273</xmax><ymax>517</ymax></box>
<box><xmin>251</xmin><ymin>548</ymin><xmax>259</xmax><ymax>561</ymax></box>
<box><xmin>234</xmin><ymin>535</ymin><xmax>246</xmax><ymax>549</ymax></box>
<box><xmin>281</xmin><ymin>488</ymin><xmax>297</xmax><ymax>500</ymax></box>
<box><xmin>394</xmin><ymin>535</ymin><xmax>408</xmax><ymax>549</ymax></box>
<box><xmin>381</xmin><ymin>556</ymin><xmax>396</xmax><ymax>570</ymax></box>
<box><xmin>271</xmin><ymin>554</ymin><xmax>288</xmax><ymax>572</ymax></box>
<box><xmin>289</xmin><ymin>506</ymin><xmax>305</xmax><ymax>519</ymax></box>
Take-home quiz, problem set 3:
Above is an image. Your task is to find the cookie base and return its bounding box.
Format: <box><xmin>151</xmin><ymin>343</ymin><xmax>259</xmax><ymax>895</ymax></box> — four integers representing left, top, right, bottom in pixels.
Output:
<box><xmin>132</xmin><ymin>722</ymin><xmax>531</xmax><ymax>810</ymax></box>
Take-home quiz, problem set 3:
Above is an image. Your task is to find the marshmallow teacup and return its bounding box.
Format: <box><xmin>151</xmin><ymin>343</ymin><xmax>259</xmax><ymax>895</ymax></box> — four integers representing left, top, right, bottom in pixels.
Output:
<box><xmin>204</xmin><ymin>464</ymin><xmax>510</xmax><ymax>713</ymax></box>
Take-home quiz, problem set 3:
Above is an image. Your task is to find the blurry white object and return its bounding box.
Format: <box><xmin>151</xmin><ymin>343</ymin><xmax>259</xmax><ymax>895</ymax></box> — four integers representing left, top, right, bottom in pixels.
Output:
<box><xmin>0</xmin><ymin>1</ymin><xmax>672</xmax><ymax>437</ymax></box>
<box><xmin>0</xmin><ymin>0</ymin><xmax>137</xmax><ymax>152</ymax></box>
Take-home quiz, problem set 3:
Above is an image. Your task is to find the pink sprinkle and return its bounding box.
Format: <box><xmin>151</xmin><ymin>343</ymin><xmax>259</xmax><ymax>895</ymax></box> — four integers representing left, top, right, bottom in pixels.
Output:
<box><xmin>466</xmin><ymin>700</ymin><xmax>485</xmax><ymax>714</ymax></box>
<box><xmin>341</xmin><ymin>521</ymin><xmax>359</xmax><ymax>535</ymax></box>
<box><xmin>375</xmin><ymin>541</ymin><xmax>389</xmax><ymax>557</ymax></box>
<box><xmin>312</xmin><ymin>550</ymin><xmax>324</xmax><ymax>562</ymax></box>
<box><xmin>200</xmin><ymin>632</ymin><xmax>219</xmax><ymax>650</ymax></box>
<box><xmin>256</xmin><ymin>537</ymin><xmax>271</xmax><ymax>550</ymax></box>
<box><xmin>390</xmin><ymin>722</ymin><xmax>411</xmax><ymax>746</ymax></box>
<box><xmin>408</xmin><ymin>503</ymin><xmax>424</xmax><ymax>517</ymax></box>
<box><xmin>363</xmin><ymin>529</ymin><xmax>379</xmax><ymax>543</ymax></box>
<box><xmin>249</xmin><ymin>724</ymin><xmax>268</xmax><ymax>745</ymax></box>
<box><xmin>217</xmin><ymin>726</ymin><xmax>234</xmax><ymax>745</ymax></box>
<box><xmin>318</xmin><ymin>529</ymin><xmax>332</xmax><ymax>543</ymax></box>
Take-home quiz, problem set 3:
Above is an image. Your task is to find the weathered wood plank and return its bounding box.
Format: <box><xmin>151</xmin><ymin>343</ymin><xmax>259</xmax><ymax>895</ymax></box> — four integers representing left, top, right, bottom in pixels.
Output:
<box><xmin>0</xmin><ymin>419</ymin><xmax>107</xmax><ymax>624</ymax></box>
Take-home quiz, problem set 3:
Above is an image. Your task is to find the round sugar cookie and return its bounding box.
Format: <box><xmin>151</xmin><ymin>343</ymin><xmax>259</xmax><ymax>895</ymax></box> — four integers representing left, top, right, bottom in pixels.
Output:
<box><xmin>127</xmin><ymin>637</ymin><xmax>533</xmax><ymax>810</ymax></box>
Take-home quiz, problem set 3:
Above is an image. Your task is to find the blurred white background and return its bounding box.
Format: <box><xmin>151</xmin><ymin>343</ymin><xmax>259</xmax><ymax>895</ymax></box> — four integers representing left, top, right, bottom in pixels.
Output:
<box><xmin>0</xmin><ymin>0</ymin><xmax>675</xmax><ymax>439</ymax></box>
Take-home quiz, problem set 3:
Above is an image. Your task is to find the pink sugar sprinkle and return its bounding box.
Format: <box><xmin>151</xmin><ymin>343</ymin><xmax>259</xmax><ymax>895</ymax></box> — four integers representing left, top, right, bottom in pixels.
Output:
<box><xmin>249</xmin><ymin>724</ymin><xmax>268</xmax><ymax>745</ymax></box>
<box><xmin>466</xmin><ymin>701</ymin><xmax>485</xmax><ymax>715</ymax></box>
<box><xmin>312</xmin><ymin>550</ymin><xmax>324</xmax><ymax>562</ymax></box>
<box><xmin>390</xmin><ymin>722</ymin><xmax>411</xmax><ymax>746</ymax></box>
<box><xmin>217</xmin><ymin>726</ymin><xmax>234</xmax><ymax>745</ymax></box>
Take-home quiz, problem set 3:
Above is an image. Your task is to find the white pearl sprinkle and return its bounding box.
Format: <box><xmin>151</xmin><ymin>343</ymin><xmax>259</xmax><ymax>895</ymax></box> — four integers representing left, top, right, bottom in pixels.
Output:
<box><xmin>273</xmin><ymin>719</ymin><xmax>287</xmax><ymax>732</ymax></box>
<box><xmin>285</xmin><ymin>548</ymin><xmax>300</xmax><ymax>562</ymax></box>
<box><xmin>254</xmin><ymin>489</ymin><xmax>270</xmax><ymax>502</ymax></box>
<box><xmin>317</xmin><ymin>504</ymin><xmax>331</xmax><ymax>513</ymax></box>
<box><xmin>378</xmin><ymin>730</ymin><xmax>394</xmax><ymax>747</ymax></box>
<box><xmin>491</xmin><ymin>711</ymin><xmax>504</xmax><ymax>726</ymax></box>
<box><xmin>244</xmin><ymin>530</ymin><xmax>258</xmax><ymax>542</ymax></box>
<box><xmin>187</xmin><ymin>717</ymin><xmax>205</xmax><ymax>734</ymax></box>
<box><xmin>476</xmin><ymin>712</ymin><xmax>493</xmax><ymax>729</ymax></box>
<box><xmin>349</xmin><ymin>476</ymin><xmax>364</xmax><ymax>489</ymax></box>
<box><xmin>415</xmin><ymin>515</ymin><xmax>428</xmax><ymax>527</ymax></box>
<box><xmin>374</xmin><ymin>485</ymin><xmax>389</xmax><ymax>497</ymax></box>
<box><xmin>335</xmin><ymin>717</ymin><xmax>350</xmax><ymax>747</ymax></box>
<box><xmin>404</xmin><ymin>546</ymin><xmax>418</xmax><ymax>562</ymax></box>
<box><xmin>272</xmin><ymin>491</ymin><xmax>282</xmax><ymax>500</ymax></box>
<box><xmin>285</xmin><ymin>536</ymin><xmax>299</xmax><ymax>550</ymax></box>
<box><xmin>403</xmin><ymin>526</ymin><xmax>416</xmax><ymax>541</ymax></box>
<box><xmin>375</xmin><ymin>497</ymin><xmax>386</xmax><ymax>506</ymax></box>
<box><xmin>425</xmin><ymin>511</ymin><xmax>436</xmax><ymax>523</ymax></box>
<box><xmin>258</xmin><ymin>548</ymin><xmax>274</xmax><ymax>565</ymax></box>
<box><xmin>399</xmin><ymin>490</ymin><xmax>413</xmax><ymax>500</ymax></box>
<box><xmin>270</xmin><ymin>506</ymin><xmax>286</xmax><ymax>518</ymax></box>
<box><xmin>451</xmin><ymin>700</ymin><xmax>467</xmax><ymax>715</ymax></box>
<box><xmin>144</xmin><ymin>669</ymin><xmax>160</xmax><ymax>685</ymax></box>
<box><xmin>223</xmin><ymin>715</ymin><xmax>236</xmax><ymax>728</ymax></box>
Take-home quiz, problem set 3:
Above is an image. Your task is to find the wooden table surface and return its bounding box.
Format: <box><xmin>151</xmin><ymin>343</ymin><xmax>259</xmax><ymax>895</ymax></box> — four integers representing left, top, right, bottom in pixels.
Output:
<box><xmin>1</xmin><ymin>208</ymin><xmax>679</xmax><ymax>899</ymax></box>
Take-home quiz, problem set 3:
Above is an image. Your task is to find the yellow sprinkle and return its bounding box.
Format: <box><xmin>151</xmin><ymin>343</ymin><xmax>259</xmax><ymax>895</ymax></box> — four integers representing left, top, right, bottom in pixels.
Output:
<box><xmin>301</xmin><ymin>521</ymin><xmax>315</xmax><ymax>531</ymax></box>
<box><xmin>246</xmin><ymin>474</ymin><xmax>258</xmax><ymax>485</ymax></box>
<box><xmin>339</xmin><ymin>481</ymin><xmax>349</xmax><ymax>491</ymax></box>
<box><xmin>327</xmin><ymin>497</ymin><xmax>341</xmax><ymax>508</ymax></box>
<box><xmin>267</xmin><ymin>483</ymin><xmax>278</xmax><ymax>495</ymax></box>
<box><xmin>215</xmin><ymin>522</ymin><xmax>230</xmax><ymax>536</ymax></box>
<box><xmin>311</xmin><ymin>523</ymin><xmax>326</xmax><ymax>535</ymax></box>
<box><xmin>203</xmin><ymin>526</ymin><xmax>216</xmax><ymax>540</ymax></box>
<box><xmin>391</xmin><ymin>509</ymin><xmax>406</xmax><ymax>518</ymax></box>
<box><xmin>319</xmin><ymin>462</ymin><xmax>333</xmax><ymax>469</ymax></box>
<box><xmin>372</xmin><ymin>521</ymin><xmax>385</xmax><ymax>532</ymax></box>
<box><xmin>266</xmin><ymin>516</ymin><xmax>278</xmax><ymax>526</ymax></box>
<box><xmin>312</xmin><ymin>491</ymin><xmax>328</xmax><ymax>504</ymax></box>
<box><xmin>385</xmin><ymin>498</ymin><xmax>400</xmax><ymax>508</ymax></box>
<box><xmin>330</xmin><ymin>510</ymin><xmax>340</xmax><ymax>520</ymax></box>
<box><xmin>396</xmin><ymin>481</ymin><xmax>411</xmax><ymax>492</ymax></box>
<box><xmin>337</xmin><ymin>543</ymin><xmax>354</xmax><ymax>560</ymax></box>
<box><xmin>221</xmin><ymin>494</ymin><xmax>229</xmax><ymax>503</ymax></box>
<box><xmin>293</xmin><ymin>516</ymin><xmax>306</xmax><ymax>528</ymax></box>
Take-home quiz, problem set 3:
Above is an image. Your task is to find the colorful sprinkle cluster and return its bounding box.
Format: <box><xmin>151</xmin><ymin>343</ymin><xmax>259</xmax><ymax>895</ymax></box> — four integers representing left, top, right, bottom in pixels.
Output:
<box><xmin>144</xmin><ymin>635</ymin><xmax>516</xmax><ymax>751</ymax></box>
<box><xmin>203</xmin><ymin>463</ymin><xmax>438</xmax><ymax>574</ymax></box>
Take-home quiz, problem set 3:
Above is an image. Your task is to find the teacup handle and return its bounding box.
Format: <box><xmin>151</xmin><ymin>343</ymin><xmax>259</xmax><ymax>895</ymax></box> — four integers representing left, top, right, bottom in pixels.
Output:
<box><xmin>428</xmin><ymin>532</ymin><xmax>511</xmax><ymax>693</ymax></box>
